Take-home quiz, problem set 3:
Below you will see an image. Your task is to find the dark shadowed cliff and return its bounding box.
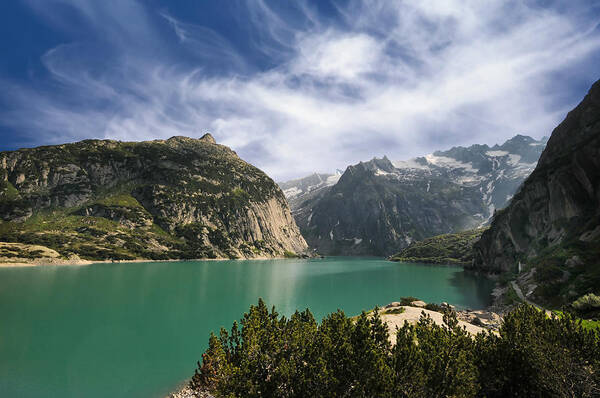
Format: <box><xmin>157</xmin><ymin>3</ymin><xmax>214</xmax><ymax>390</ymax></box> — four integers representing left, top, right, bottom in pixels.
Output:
<box><xmin>472</xmin><ymin>80</ymin><xmax>600</xmax><ymax>307</ymax></box>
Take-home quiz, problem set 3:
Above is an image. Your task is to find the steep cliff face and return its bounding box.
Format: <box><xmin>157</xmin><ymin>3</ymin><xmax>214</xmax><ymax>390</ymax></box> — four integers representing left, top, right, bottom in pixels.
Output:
<box><xmin>0</xmin><ymin>134</ymin><xmax>308</xmax><ymax>260</ymax></box>
<box><xmin>472</xmin><ymin>80</ymin><xmax>600</xmax><ymax>306</ymax></box>
<box><xmin>290</xmin><ymin>136</ymin><xmax>545</xmax><ymax>256</ymax></box>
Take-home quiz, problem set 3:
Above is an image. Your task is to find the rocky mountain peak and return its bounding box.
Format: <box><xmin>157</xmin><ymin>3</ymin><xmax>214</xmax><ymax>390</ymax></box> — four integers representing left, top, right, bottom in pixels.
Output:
<box><xmin>538</xmin><ymin>79</ymin><xmax>600</xmax><ymax>167</ymax></box>
<box><xmin>199</xmin><ymin>133</ymin><xmax>217</xmax><ymax>144</ymax></box>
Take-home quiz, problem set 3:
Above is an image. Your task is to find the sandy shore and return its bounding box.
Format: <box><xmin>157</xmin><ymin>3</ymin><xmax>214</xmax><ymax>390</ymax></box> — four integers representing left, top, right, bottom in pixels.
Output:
<box><xmin>0</xmin><ymin>257</ymin><xmax>94</xmax><ymax>267</ymax></box>
<box><xmin>380</xmin><ymin>305</ymin><xmax>490</xmax><ymax>344</ymax></box>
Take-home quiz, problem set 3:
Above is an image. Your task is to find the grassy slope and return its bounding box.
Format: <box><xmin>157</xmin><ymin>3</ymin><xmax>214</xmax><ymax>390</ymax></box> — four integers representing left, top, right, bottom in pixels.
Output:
<box><xmin>389</xmin><ymin>229</ymin><xmax>484</xmax><ymax>265</ymax></box>
<box><xmin>0</xmin><ymin>192</ymin><xmax>189</xmax><ymax>261</ymax></box>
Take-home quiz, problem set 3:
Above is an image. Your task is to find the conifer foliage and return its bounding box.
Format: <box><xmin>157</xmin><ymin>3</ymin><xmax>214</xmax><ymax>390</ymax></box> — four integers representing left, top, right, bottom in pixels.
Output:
<box><xmin>191</xmin><ymin>300</ymin><xmax>600</xmax><ymax>397</ymax></box>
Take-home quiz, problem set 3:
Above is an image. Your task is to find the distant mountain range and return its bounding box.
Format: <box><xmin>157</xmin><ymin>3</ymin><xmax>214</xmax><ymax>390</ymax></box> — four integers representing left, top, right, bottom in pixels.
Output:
<box><xmin>279</xmin><ymin>135</ymin><xmax>547</xmax><ymax>256</ymax></box>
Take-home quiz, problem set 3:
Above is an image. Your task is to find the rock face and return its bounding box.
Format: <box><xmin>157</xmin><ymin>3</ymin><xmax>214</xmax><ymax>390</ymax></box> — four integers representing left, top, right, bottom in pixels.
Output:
<box><xmin>283</xmin><ymin>136</ymin><xmax>546</xmax><ymax>256</ymax></box>
<box><xmin>472</xmin><ymin>79</ymin><xmax>600</xmax><ymax>307</ymax></box>
<box><xmin>0</xmin><ymin>135</ymin><xmax>308</xmax><ymax>260</ymax></box>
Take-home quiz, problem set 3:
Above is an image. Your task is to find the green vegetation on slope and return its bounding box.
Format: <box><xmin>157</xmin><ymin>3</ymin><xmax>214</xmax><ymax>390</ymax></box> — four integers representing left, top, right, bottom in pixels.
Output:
<box><xmin>0</xmin><ymin>180</ymin><xmax>19</xmax><ymax>202</ymax></box>
<box><xmin>0</xmin><ymin>136</ymin><xmax>307</xmax><ymax>260</ymax></box>
<box><xmin>191</xmin><ymin>301</ymin><xmax>600</xmax><ymax>397</ymax></box>
<box><xmin>0</xmin><ymin>193</ymin><xmax>265</xmax><ymax>261</ymax></box>
<box><xmin>389</xmin><ymin>229</ymin><xmax>484</xmax><ymax>265</ymax></box>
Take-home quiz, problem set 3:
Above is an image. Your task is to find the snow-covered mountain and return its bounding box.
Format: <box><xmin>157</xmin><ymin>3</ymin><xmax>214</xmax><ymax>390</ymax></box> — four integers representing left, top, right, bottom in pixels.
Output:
<box><xmin>281</xmin><ymin>135</ymin><xmax>547</xmax><ymax>256</ymax></box>
<box><xmin>392</xmin><ymin>134</ymin><xmax>547</xmax><ymax>223</ymax></box>
<box><xmin>278</xmin><ymin>170</ymin><xmax>343</xmax><ymax>224</ymax></box>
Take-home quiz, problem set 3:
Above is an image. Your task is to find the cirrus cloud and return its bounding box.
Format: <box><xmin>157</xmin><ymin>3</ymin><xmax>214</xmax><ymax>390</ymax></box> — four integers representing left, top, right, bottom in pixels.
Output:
<box><xmin>1</xmin><ymin>0</ymin><xmax>600</xmax><ymax>180</ymax></box>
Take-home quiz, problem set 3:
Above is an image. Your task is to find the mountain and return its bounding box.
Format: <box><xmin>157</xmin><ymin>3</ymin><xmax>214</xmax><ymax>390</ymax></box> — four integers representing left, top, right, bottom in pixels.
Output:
<box><xmin>278</xmin><ymin>171</ymin><xmax>342</xmax><ymax>231</ymax></box>
<box><xmin>0</xmin><ymin>134</ymin><xmax>308</xmax><ymax>261</ymax></box>
<box><xmin>287</xmin><ymin>135</ymin><xmax>546</xmax><ymax>256</ymax></box>
<box><xmin>472</xmin><ymin>79</ymin><xmax>600</xmax><ymax>308</ymax></box>
<box><xmin>278</xmin><ymin>171</ymin><xmax>342</xmax><ymax>212</ymax></box>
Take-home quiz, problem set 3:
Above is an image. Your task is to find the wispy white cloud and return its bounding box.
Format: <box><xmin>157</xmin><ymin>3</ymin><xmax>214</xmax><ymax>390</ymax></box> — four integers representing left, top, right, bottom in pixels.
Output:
<box><xmin>2</xmin><ymin>0</ymin><xmax>600</xmax><ymax>180</ymax></box>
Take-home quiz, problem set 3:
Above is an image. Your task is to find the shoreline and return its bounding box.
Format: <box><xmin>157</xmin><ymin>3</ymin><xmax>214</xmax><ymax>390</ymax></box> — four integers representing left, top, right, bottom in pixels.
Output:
<box><xmin>0</xmin><ymin>254</ymin><xmax>314</xmax><ymax>268</ymax></box>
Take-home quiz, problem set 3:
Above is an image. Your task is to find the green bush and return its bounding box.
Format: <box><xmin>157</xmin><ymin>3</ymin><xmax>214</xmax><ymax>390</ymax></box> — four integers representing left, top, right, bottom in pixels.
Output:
<box><xmin>383</xmin><ymin>307</ymin><xmax>405</xmax><ymax>315</ymax></box>
<box><xmin>283</xmin><ymin>250</ymin><xmax>297</xmax><ymax>258</ymax></box>
<box><xmin>191</xmin><ymin>302</ymin><xmax>600</xmax><ymax>397</ymax></box>
<box><xmin>573</xmin><ymin>293</ymin><xmax>600</xmax><ymax>311</ymax></box>
<box><xmin>399</xmin><ymin>296</ymin><xmax>419</xmax><ymax>306</ymax></box>
<box><xmin>424</xmin><ymin>302</ymin><xmax>443</xmax><ymax>312</ymax></box>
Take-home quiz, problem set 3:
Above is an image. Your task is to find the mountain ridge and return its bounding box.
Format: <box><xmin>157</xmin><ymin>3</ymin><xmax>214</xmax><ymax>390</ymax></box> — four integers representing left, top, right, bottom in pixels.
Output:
<box><xmin>280</xmin><ymin>135</ymin><xmax>547</xmax><ymax>256</ymax></box>
<box><xmin>0</xmin><ymin>135</ymin><xmax>308</xmax><ymax>261</ymax></box>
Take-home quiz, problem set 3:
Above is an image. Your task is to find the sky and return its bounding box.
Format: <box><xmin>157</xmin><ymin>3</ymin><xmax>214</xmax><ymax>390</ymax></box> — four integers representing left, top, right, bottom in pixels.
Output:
<box><xmin>1</xmin><ymin>1</ymin><xmax>599</xmax><ymax>181</ymax></box>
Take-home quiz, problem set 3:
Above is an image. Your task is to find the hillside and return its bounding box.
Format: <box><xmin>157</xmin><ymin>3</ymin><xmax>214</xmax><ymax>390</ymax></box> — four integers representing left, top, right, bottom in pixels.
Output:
<box><xmin>389</xmin><ymin>229</ymin><xmax>484</xmax><ymax>266</ymax></box>
<box><xmin>0</xmin><ymin>134</ymin><xmax>308</xmax><ymax>261</ymax></box>
<box><xmin>472</xmin><ymin>79</ymin><xmax>600</xmax><ymax>309</ymax></box>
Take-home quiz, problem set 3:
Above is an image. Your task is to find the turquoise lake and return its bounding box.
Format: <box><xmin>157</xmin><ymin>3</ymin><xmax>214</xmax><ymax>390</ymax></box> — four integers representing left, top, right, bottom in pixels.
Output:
<box><xmin>0</xmin><ymin>257</ymin><xmax>495</xmax><ymax>397</ymax></box>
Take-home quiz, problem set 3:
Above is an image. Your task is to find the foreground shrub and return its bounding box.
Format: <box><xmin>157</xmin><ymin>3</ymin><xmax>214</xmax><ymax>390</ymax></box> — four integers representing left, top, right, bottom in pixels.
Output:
<box><xmin>191</xmin><ymin>301</ymin><xmax>600</xmax><ymax>397</ymax></box>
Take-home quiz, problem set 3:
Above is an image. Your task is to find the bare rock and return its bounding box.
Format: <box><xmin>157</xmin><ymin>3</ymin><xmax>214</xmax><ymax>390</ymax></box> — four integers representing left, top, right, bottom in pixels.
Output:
<box><xmin>410</xmin><ymin>300</ymin><xmax>427</xmax><ymax>308</ymax></box>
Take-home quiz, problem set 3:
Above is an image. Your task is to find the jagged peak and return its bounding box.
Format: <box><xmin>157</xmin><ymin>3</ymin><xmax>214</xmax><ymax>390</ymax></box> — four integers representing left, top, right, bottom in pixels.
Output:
<box><xmin>502</xmin><ymin>134</ymin><xmax>536</xmax><ymax>145</ymax></box>
<box><xmin>199</xmin><ymin>133</ymin><xmax>216</xmax><ymax>144</ymax></box>
<box><xmin>360</xmin><ymin>156</ymin><xmax>396</xmax><ymax>173</ymax></box>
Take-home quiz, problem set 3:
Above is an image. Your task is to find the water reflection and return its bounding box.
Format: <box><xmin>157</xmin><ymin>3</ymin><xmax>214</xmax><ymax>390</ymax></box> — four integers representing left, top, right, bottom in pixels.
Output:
<box><xmin>449</xmin><ymin>270</ymin><xmax>496</xmax><ymax>309</ymax></box>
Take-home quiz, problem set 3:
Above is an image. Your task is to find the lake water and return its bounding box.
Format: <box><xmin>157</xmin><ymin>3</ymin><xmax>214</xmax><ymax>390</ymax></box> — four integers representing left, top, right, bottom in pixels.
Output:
<box><xmin>0</xmin><ymin>257</ymin><xmax>494</xmax><ymax>397</ymax></box>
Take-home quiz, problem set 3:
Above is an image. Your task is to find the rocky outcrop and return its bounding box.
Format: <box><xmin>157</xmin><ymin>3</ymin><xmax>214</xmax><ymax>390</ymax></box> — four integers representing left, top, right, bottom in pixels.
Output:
<box><xmin>472</xmin><ymin>79</ymin><xmax>600</xmax><ymax>307</ymax></box>
<box><xmin>0</xmin><ymin>134</ymin><xmax>308</xmax><ymax>260</ymax></box>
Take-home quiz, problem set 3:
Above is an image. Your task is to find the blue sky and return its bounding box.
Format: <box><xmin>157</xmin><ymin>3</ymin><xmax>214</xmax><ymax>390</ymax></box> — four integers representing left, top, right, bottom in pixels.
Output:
<box><xmin>1</xmin><ymin>0</ymin><xmax>599</xmax><ymax>180</ymax></box>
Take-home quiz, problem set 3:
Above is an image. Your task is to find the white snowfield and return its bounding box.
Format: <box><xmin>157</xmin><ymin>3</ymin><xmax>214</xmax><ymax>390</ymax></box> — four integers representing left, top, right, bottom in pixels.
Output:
<box><xmin>485</xmin><ymin>150</ymin><xmax>509</xmax><ymax>157</ymax></box>
<box><xmin>281</xmin><ymin>171</ymin><xmax>341</xmax><ymax>199</ymax></box>
<box><xmin>283</xmin><ymin>187</ymin><xmax>302</xmax><ymax>198</ymax></box>
<box><xmin>424</xmin><ymin>154</ymin><xmax>479</xmax><ymax>173</ymax></box>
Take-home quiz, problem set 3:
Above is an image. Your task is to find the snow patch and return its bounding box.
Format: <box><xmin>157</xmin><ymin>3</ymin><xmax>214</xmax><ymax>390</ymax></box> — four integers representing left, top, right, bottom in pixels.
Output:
<box><xmin>374</xmin><ymin>168</ymin><xmax>392</xmax><ymax>176</ymax></box>
<box><xmin>457</xmin><ymin>175</ymin><xmax>485</xmax><ymax>185</ymax></box>
<box><xmin>425</xmin><ymin>154</ymin><xmax>479</xmax><ymax>173</ymax></box>
<box><xmin>485</xmin><ymin>150</ymin><xmax>509</xmax><ymax>157</ymax></box>
<box><xmin>283</xmin><ymin>187</ymin><xmax>302</xmax><ymax>198</ymax></box>
<box><xmin>325</xmin><ymin>173</ymin><xmax>341</xmax><ymax>185</ymax></box>
<box><xmin>488</xmin><ymin>203</ymin><xmax>495</xmax><ymax>218</ymax></box>
<box><xmin>507</xmin><ymin>154</ymin><xmax>521</xmax><ymax>166</ymax></box>
<box><xmin>393</xmin><ymin>158</ymin><xmax>430</xmax><ymax>170</ymax></box>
